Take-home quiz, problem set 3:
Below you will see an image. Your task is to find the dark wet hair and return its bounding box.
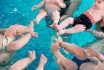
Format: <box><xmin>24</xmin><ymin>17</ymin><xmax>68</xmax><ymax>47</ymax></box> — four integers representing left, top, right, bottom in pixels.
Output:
<box><xmin>100</xmin><ymin>27</ymin><xmax>104</xmax><ymax>32</ymax></box>
<box><xmin>60</xmin><ymin>0</ymin><xmax>71</xmax><ymax>16</ymax></box>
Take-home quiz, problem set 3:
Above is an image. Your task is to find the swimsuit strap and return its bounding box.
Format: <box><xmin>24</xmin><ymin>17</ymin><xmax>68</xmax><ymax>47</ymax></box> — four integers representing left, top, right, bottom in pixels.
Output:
<box><xmin>1</xmin><ymin>35</ymin><xmax>8</xmax><ymax>52</ymax></box>
<box><xmin>83</xmin><ymin>11</ymin><xmax>95</xmax><ymax>24</ymax></box>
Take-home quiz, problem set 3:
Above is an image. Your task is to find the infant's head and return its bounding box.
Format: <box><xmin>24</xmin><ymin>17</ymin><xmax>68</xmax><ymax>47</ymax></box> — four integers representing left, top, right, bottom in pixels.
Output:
<box><xmin>93</xmin><ymin>0</ymin><xmax>104</xmax><ymax>10</ymax></box>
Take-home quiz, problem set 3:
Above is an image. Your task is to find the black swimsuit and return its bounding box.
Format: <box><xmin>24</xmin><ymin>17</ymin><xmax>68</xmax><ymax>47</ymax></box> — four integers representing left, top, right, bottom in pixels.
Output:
<box><xmin>73</xmin><ymin>14</ymin><xmax>93</xmax><ymax>30</ymax></box>
<box><xmin>100</xmin><ymin>27</ymin><xmax>104</xmax><ymax>32</ymax></box>
<box><xmin>72</xmin><ymin>57</ymin><xmax>91</xmax><ymax>70</ymax></box>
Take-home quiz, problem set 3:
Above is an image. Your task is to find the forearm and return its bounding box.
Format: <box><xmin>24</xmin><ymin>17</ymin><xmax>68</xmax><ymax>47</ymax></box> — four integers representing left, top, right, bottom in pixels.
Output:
<box><xmin>59</xmin><ymin>42</ymin><xmax>72</xmax><ymax>50</ymax></box>
<box><xmin>64</xmin><ymin>28</ymin><xmax>81</xmax><ymax>34</ymax></box>
<box><xmin>86</xmin><ymin>48</ymin><xmax>102</xmax><ymax>61</ymax></box>
<box><xmin>89</xmin><ymin>30</ymin><xmax>104</xmax><ymax>38</ymax></box>
<box><xmin>59</xmin><ymin>42</ymin><xmax>82</xmax><ymax>54</ymax></box>
<box><xmin>10</xmin><ymin>58</ymin><xmax>32</xmax><ymax>70</ymax></box>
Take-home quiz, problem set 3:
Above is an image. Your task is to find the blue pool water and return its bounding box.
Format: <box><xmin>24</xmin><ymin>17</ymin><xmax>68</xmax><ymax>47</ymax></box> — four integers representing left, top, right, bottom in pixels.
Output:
<box><xmin>0</xmin><ymin>0</ymin><xmax>96</xmax><ymax>70</ymax></box>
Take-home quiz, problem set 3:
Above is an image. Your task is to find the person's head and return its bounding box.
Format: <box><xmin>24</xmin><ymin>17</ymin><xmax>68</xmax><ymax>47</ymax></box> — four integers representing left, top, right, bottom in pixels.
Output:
<box><xmin>93</xmin><ymin>0</ymin><xmax>104</xmax><ymax>10</ymax></box>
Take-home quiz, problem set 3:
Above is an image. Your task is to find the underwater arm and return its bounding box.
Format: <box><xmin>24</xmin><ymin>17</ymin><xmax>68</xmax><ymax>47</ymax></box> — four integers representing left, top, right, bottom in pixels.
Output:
<box><xmin>91</xmin><ymin>18</ymin><xmax>104</xmax><ymax>38</ymax></box>
<box><xmin>88</xmin><ymin>29</ymin><xmax>104</xmax><ymax>38</ymax></box>
<box><xmin>86</xmin><ymin>48</ymin><xmax>104</xmax><ymax>62</ymax></box>
<box><xmin>9</xmin><ymin>58</ymin><xmax>32</xmax><ymax>70</ymax></box>
<box><xmin>59</xmin><ymin>41</ymin><xmax>86</xmax><ymax>59</ymax></box>
<box><xmin>9</xmin><ymin>51</ymin><xmax>35</xmax><ymax>70</ymax></box>
<box><xmin>32</xmin><ymin>0</ymin><xmax>45</xmax><ymax>10</ymax></box>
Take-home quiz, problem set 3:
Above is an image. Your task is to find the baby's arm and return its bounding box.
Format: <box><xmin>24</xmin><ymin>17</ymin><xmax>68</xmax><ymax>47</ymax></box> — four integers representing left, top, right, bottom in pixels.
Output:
<box><xmin>88</xmin><ymin>29</ymin><xmax>104</xmax><ymax>38</ymax></box>
<box><xmin>32</xmin><ymin>0</ymin><xmax>45</xmax><ymax>10</ymax></box>
<box><xmin>9</xmin><ymin>51</ymin><xmax>35</xmax><ymax>70</ymax></box>
<box><xmin>56</xmin><ymin>0</ymin><xmax>66</xmax><ymax>8</ymax></box>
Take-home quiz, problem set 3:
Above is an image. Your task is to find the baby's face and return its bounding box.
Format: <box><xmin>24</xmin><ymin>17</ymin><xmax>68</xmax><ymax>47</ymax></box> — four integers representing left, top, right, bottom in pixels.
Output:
<box><xmin>94</xmin><ymin>0</ymin><xmax>104</xmax><ymax>10</ymax></box>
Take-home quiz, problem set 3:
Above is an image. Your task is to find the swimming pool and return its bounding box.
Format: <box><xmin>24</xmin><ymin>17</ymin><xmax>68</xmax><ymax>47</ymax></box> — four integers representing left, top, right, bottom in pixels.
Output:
<box><xmin>0</xmin><ymin>0</ymin><xmax>96</xmax><ymax>70</ymax></box>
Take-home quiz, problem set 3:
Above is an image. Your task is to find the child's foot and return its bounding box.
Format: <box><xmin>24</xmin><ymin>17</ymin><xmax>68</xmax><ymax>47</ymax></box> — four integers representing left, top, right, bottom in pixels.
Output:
<box><xmin>51</xmin><ymin>43</ymin><xmax>59</xmax><ymax>53</ymax></box>
<box><xmin>56</xmin><ymin>36</ymin><xmax>62</xmax><ymax>44</ymax></box>
<box><xmin>31</xmin><ymin>32</ymin><xmax>38</xmax><ymax>37</ymax></box>
<box><xmin>29</xmin><ymin>21</ymin><xmax>34</xmax><ymax>32</ymax></box>
<box><xmin>36</xmin><ymin>54</ymin><xmax>47</xmax><ymax>70</ymax></box>
<box><xmin>33</xmin><ymin>19</ymin><xmax>39</xmax><ymax>24</ymax></box>
<box><xmin>29</xmin><ymin>21</ymin><xmax>38</xmax><ymax>37</ymax></box>
<box><xmin>28</xmin><ymin>51</ymin><xmax>36</xmax><ymax>61</ymax></box>
<box><xmin>51</xmin><ymin>43</ymin><xmax>62</xmax><ymax>64</ymax></box>
<box><xmin>39</xmin><ymin>54</ymin><xmax>48</xmax><ymax>65</ymax></box>
<box><xmin>58</xmin><ymin>30</ymin><xmax>65</xmax><ymax>35</ymax></box>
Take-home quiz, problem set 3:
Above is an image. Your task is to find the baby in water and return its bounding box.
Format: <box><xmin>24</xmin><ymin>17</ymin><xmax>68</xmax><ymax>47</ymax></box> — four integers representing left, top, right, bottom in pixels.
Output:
<box><xmin>32</xmin><ymin>0</ymin><xmax>66</xmax><ymax>25</ymax></box>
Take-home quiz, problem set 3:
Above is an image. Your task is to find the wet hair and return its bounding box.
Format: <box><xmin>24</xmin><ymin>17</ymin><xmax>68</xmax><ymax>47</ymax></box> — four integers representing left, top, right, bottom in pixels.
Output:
<box><xmin>96</xmin><ymin>20</ymin><xmax>104</xmax><ymax>32</ymax></box>
<box><xmin>100</xmin><ymin>27</ymin><xmax>104</xmax><ymax>32</ymax></box>
<box><xmin>60</xmin><ymin>0</ymin><xmax>71</xmax><ymax>16</ymax></box>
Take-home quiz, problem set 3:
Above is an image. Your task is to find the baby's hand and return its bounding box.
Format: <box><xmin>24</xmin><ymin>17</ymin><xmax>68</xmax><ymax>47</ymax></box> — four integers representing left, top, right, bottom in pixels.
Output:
<box><xmin>61</xmin><ymin>3</ymin><xmax>66</xmax><ymax>8</ymax></box>
<box><xmin>32</xmin><ymin>5</ymin><xmax>37</xmax><ymax>11</ymax></box>
<box><xmin>56</xmin><ymin>0</ymin><xmax>66</xmax><ymax>8</ymax></box>
<box><xmin>28</xmin><ymin>51</ymin><xmax>36</xmax><ymax>61</ymax></box>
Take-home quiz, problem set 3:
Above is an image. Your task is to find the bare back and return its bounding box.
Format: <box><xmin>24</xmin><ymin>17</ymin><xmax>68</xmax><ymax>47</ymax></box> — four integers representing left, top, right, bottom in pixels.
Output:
<box><xmin>87</xmin><ymin>8</ymin><xmax>104</xmax><ymax>22</ymax></box>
